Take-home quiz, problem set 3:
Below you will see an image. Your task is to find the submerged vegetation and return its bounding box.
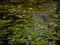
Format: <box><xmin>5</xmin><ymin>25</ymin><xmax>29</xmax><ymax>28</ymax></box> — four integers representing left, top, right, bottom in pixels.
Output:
<box><xmin>0</xmin><ymin>0</ymin><xmax>60</xmax><ymax>45</ymax></box>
